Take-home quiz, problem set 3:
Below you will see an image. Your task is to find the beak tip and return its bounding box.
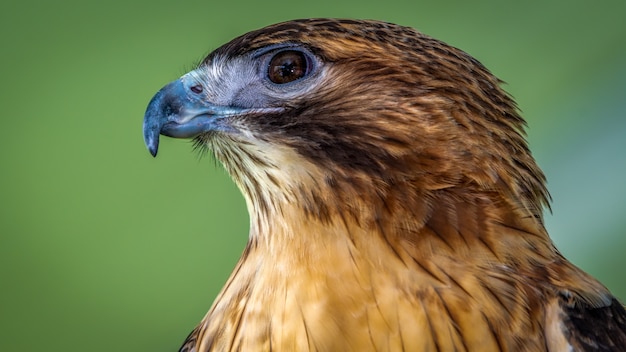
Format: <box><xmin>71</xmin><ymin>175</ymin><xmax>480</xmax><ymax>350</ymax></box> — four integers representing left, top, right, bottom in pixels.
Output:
<box><xmin>143</xmin><ymin>122</ymin><xmax>160</xmax><ymax>157</ymax></box>
<box><xmin>144</xmin><ymin>132</ymin><xmax>160</xmax><ymax>157</ymax></box>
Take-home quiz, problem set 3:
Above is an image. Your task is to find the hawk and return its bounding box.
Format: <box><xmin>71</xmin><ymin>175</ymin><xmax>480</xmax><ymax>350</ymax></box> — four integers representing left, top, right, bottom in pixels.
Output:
<box><xmin>143</xmin><ymin>19</ymin><xmax>626</xmax><ymax>351</ymax></box>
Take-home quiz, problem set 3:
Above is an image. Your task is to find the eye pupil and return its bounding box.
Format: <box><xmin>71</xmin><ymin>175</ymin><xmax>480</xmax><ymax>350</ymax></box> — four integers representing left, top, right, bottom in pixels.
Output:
<box><xmin>268</xmin><ymin>50</ymin><xmax>308</xmax><ymax>84</ymax></box>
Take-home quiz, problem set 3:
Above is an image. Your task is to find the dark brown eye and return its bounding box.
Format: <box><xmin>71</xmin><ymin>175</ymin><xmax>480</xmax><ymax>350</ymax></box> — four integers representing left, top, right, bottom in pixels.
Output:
<box><xmin>267</xmin><ymin>50</ymin><xmax>308</xmax><ymax>84</ymax></box>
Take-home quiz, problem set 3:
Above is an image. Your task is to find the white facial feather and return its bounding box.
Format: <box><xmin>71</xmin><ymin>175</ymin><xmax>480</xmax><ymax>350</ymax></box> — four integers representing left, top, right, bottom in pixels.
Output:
<box><xmin>187</xmin><ymin>50</ymin><xmax>334</xmax><ymax>241</ymax></box>
<box><xmin>184</xmin><ymin>55</ymin><xmax>257</xmax><ymax>107</ymax></box>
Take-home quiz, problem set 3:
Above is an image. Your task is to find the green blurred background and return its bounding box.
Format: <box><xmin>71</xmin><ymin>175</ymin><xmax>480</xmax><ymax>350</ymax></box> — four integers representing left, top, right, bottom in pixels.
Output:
<box><xmin>1</xmin><ymin>0</ymin><xmax>624</xmax><ymax>350</ymax></box>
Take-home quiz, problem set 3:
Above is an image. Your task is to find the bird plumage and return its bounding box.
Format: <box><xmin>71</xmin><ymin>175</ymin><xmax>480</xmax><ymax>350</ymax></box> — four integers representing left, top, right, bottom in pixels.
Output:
<box><xmin>143</xmin><ymin>19</ymin><xmax>626</xmax><ymax>351</ymax></box>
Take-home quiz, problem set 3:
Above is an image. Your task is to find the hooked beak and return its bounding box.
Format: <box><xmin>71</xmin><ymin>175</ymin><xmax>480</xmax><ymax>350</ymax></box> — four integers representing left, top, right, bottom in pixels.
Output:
<box><xmin>142</xmin><ymin>78</ymin><xmax>252</xmax><ymax>157</ymax></box>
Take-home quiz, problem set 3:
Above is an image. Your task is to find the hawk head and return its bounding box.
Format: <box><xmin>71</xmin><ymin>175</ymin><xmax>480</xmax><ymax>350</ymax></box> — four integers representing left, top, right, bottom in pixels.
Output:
<box><xmin>144</xmin><ymin>19</ymin><xmax>548</xmax><ymax>236</ymax></box>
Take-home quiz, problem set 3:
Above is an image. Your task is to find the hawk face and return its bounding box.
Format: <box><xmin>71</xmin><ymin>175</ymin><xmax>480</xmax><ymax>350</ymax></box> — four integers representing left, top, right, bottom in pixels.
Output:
<box><xmin>144</xmin><ymin>19</ymin><xmax>548</xmax><ymax>232</ymax></box>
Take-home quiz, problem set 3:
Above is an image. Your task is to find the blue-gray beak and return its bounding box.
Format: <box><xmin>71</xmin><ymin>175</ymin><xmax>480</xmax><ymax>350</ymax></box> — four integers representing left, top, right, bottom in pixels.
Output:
<box><xmin>142</xmin><ymin>78</ymin><xmax>247</xmax><ymax>157</ymax></box>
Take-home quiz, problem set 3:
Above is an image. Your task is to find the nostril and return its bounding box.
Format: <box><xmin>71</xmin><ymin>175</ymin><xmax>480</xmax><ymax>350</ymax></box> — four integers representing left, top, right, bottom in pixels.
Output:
<box><xmin>190</xmin><ymin>85</ymin><xmax>203</xmax><ymax>94</ymax></box>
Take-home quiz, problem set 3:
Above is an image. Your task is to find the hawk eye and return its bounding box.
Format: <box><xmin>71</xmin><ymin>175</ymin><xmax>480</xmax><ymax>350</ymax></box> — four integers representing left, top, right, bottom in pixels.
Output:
<box><xmin>267</xmin><ymin>50</ymin><xmax>308</xmax><ymax>84</ymax></box>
